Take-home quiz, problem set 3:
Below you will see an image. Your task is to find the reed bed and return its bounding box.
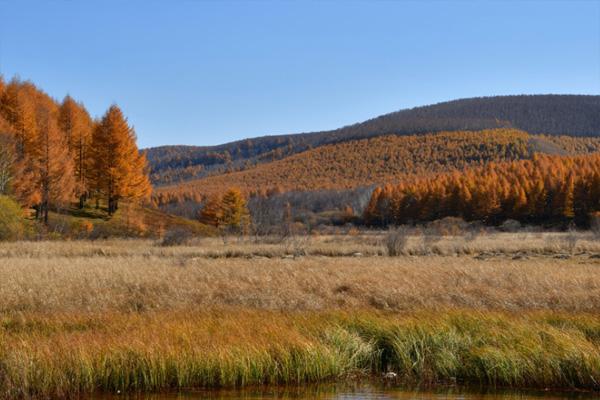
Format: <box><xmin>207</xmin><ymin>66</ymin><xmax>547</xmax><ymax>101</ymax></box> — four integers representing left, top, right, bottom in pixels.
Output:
<box><xmin>1</xmin><ymin>244</ymin><xmax>600</xmax><ymax>313</ymax></box>
<box><xmin>2</xmin><ymin>236</ymin><xmax>600</xmax><ymax>397</ymax></box>
<box><xmin>0</xmin><ymin>231</ymin><xmax>599</xmax><ymax>259</ymax></box>
<box><xmin>1</xmin><ymin>310</ymin><xmax>600</xmax><ymax>398</ymax></box>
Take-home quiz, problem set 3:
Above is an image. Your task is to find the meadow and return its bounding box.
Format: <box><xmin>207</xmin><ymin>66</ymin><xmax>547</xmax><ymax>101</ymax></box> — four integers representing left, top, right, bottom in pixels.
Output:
<box><xmin>1</xmin><ymin>232</ymin><xmax>600</xmax><ymax>398</ymax></box>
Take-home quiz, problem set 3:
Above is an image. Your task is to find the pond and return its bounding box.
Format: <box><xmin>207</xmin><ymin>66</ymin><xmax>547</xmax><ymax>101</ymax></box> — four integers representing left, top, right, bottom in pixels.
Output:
<box><xmin>93</xmin><ymin>384</ymin><xmax>597</xmax><ymax>399</ymax></box>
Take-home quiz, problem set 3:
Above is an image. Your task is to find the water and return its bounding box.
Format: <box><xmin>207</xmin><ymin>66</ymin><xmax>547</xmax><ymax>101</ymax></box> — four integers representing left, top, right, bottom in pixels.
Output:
<box><xmin>94</xmin><ymin>384</ymin><xmax>597</xmax><ymax>399</ymax></box>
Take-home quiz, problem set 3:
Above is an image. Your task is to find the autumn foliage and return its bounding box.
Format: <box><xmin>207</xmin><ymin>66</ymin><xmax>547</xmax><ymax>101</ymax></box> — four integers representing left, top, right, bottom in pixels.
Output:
<box><xmin>0</xmin><ymin>76</ymin><xmax>151</xmax><ymax>222</ymax></box>
<box><xmin>154</xmin><ymin>129</ymin><xmax>600</xmax><ymax>207</ymax></box>
<box><xmin>364</xmin><ymin>153</ymin><xmax>600</xmax><ymax>227</ymax></box>
<box><xmin>198</xmin><ymin>187</ymin><xmax>249</xmax><ymax>232</ymax></box>
<box><xmin>90</xmin><ymin>105</ymin><xmax>151</xmax><ymax>214</ymax></box>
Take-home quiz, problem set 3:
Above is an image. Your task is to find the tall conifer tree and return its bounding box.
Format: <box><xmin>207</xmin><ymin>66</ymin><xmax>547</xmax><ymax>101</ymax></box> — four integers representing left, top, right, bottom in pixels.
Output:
<box><xmin>90</xmin><ymin>105</ymin><xmax>151</xmax><ymax>215</ymax></box>
<box><xmin>34</xmin><ymin>105</ymin><xmax>75</xmax><ymax>223</ymax></box>
<box><xmin>59</xmin><ymin>96</ymin><xmax>93</xmax><ymax>207</ymax></box>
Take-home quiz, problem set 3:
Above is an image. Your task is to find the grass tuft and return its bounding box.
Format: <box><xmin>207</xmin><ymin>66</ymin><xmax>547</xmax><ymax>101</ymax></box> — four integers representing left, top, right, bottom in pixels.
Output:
<box><xmin>1</xmin><ymin>311</ymin><xmax>600</xmax><ymax>397</ymax></box>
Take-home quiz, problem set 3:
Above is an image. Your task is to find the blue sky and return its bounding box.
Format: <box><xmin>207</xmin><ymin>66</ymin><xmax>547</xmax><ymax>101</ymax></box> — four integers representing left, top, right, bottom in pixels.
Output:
<box><xmin>0</xmin><ymin>1</ymin><xmax>599</xmax><ymax>148</ymax></box>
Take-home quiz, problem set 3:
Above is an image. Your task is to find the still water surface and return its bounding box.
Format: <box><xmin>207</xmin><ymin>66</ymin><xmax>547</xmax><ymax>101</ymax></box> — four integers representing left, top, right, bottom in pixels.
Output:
<box><xmin>95</xmin><ymin>384</ymin><xmax>597</xmax><ymax>400</ymax></box>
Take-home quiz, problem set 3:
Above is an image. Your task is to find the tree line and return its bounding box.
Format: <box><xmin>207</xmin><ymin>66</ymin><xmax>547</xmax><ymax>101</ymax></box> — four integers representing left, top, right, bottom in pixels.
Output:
<box><xmin>152</xmin><ymin>129</ymin><xmax>600</xmax><ymax>210</ymax></box>
<box><xmin>0</xmin><ymin>77</ymin><xmax>151</xmax><ymax>223</ymax></box>
<box><xmin>364</xmin><ymin>153</ymin><xmax>600</xmax><ymax>228</ymax></box>
<box><xmin>146</xmin><ymin>94</ymin><xmax>600</xmax><ymax>188</ymax></box>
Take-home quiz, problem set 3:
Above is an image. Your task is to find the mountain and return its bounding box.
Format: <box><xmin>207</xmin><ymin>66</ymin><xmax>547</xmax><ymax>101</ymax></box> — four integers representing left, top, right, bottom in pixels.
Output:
<box><xmin>147</xmin><ymin>95</ymin><xmax>600</xmax><ymax>186</ymax></box>
<box><xmin>153</xmin><ymin>129</ymin><xmax>600</xmax><ymax>210</ymax></box>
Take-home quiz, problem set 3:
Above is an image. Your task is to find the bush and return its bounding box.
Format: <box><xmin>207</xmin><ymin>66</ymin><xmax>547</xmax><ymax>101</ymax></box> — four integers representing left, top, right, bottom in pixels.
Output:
<box><xmin>71</xmin><ymin>219</ymin><xmax>94</xmax><ymax>239</ymax></box>
<box><xmin>499</xmin><ymin>219</ymin><xmax>522</xmax><ymax>232</ymax></box>
<box><xmin>426</xmin><ymin>217</ymin><xmax>468</xmax><ymax>236</ymax></box>
<box><xmin>385</xmin><ymin>226</ymin><xmax>410</xmax><ymax>256</ymax></box>
<box><xmin>47</xmin><ymin>214</ymin><xmax>71</xmax><ymax>236</ymax></box>
<box><xmin>0</xmin><ymin>195</ymin><xmax>25</xmax><ymax>241</ymax></box>
<box><xmin>591</xmin><ymin>212</ymin><xmax>600</xmax><ymax>238</ymax></box>
<box><xmin>159</xmin><ymin>228</ymin><xmax>194</xmax><ymax>246</ymax></box>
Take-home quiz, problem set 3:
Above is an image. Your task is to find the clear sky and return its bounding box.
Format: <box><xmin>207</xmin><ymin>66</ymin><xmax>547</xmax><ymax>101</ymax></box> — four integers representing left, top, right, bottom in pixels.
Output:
<box><xmin>0</xmin><ymin>1</ymin><xmax>599</xmax><ymax>148</ymax></box>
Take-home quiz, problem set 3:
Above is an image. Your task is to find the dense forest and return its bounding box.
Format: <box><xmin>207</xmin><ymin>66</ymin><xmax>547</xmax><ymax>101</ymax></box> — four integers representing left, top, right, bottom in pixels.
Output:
<box><xmin>153</xmin><ymin>130</ymin><xmax>600</xmax><ymax>209</ymax></box>
<box><xmin>364</xmin><ymin>153</ymin><xmax>600</xmax><ymax>228</ymax></box>
<box><xmin>0</xmin><ymin>76</ymin><xmax>151</xmax><ymax>223</ymax></box>
<box><xmin>3</xmin><ymin>76</ymin><xmax>600</xmax><ymax>232</ymax></box>
<box><xmin>147</xmin><ymin>95</ymin><xmax>600</xmax><ymax>186</ymax></box>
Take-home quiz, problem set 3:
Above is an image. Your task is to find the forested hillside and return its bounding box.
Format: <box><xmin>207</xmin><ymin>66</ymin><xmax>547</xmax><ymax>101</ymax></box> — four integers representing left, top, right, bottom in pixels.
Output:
<box><xmin>153</xmin><ymin>129</ymin><xmax>600</xmax><ymax>208</ymax></box>
<box><xmin>4</xmin><ymin>77</ymin><xmax>600</xmax><ymax>231</ymax></box>
<box><xmin>365</xmin><ymin>153</ymin><xmax>600</xmax><ymax>227</ymax></box>
<box><xmin>148</xmin><ymin>95</ymin><xmax>600</xmax><ymax>185</ymax></box>
<box><xmin>0</xmin><ymin>76</ymin><xmax>217</xmax><ymax>239</ymax></box>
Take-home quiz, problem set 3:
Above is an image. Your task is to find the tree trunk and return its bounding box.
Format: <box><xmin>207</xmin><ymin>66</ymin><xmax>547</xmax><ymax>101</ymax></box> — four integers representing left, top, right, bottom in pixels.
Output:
<box><xmin>43</xmin><ymin>202</ymin><xmax>49</xmax><ymax>225</ymax></box>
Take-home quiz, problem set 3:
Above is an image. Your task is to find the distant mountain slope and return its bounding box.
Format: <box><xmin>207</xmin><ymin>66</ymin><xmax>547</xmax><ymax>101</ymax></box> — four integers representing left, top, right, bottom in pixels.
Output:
<box><xmin>153</xmin><ymin>129</ymin><xmax>600</xmax><ymax>206</ymax></box>
<box><xmin>147</xmin><ymin>95</ymin><xmax>600</xmax><ymax>186</ymax></box>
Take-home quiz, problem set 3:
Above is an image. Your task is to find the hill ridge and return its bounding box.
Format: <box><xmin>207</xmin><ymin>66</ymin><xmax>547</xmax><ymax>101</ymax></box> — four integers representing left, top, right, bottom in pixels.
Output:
<box><xmin>153</xmin><ymin>129</ymin><xmax>600</xmax><ymax>215</ymax></box>
<box><xmin>147</xmin><ymin>94</ymin><xmax>600</xmax><ymax>186</ymax></box>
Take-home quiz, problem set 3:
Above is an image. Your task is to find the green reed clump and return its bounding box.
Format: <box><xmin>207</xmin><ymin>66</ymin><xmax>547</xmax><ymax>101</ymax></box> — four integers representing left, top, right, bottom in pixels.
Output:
<box><xmin>344</xmin><ymin>311</ymin><xmax>600</xmax><ymax>389</ymax></box>
<box><xmin>1</xmin><ymin>310</ymin><xmax>600</xmax><ymax>398</ymax></box>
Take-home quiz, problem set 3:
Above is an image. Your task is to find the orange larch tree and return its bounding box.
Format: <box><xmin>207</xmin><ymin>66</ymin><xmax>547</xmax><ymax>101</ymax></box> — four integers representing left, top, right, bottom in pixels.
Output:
<box><xmin>59</xmin><ymin>96</ymin><xmax>93</xmax><ymax>208</ymax></box>
<box><xmin>198</xmin><ymin>194</ymin><xmax>222</xmax><ymax>227</ymax></box>
<box><xmin>33</xmin><ymin>104</ymin><xmax>76</xmax><ymax>224</ymax></box>
<box><xmin>365</xmin><ymin>153</ymin><xmax>600</xmax><ymax>228</ymax></box>
<box><xmin>90</xmin><ymin>105</ymin><xmax>151</xmax><ymax>215</ymax></box>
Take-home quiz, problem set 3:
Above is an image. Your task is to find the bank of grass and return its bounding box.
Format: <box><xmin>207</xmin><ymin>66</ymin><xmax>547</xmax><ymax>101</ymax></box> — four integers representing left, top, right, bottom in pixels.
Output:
<box><xmin>2</xmin><ymin>238</ymin><xmax>600</xmax><ymax>397</ymax></box>
<box><xmin>1</xmin><ymin>310</ymin><xmax>600</xmax><ymax>398</ymax></box>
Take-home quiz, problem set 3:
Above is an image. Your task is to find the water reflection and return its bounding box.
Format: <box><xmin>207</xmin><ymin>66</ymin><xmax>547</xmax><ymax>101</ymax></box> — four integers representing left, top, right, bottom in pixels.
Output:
<box><xmin>94</xmin><ymin>384</ymin><xmax>597</xmax><ymax>400</ymax></box>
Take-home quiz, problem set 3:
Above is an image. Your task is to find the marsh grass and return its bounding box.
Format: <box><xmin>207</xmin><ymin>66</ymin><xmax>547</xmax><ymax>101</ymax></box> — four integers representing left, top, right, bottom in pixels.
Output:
<box><xmin>2</xmin><ymin>239</ymin><xmax>600</xmax><ymax>313</ymax></box>
<box><xmin>2</xmin><ymin>231</ymin><xmax>600</xmax><ymax>259</ymax></box>
<box><xmin>1</xmin><ymin>310</ymin><xmax>600</xmax><ymax>398</ymax></box>
<box><xmin>2</xmin><ymin>236</ymin><xmax>600</xmax><ymax>397</ymax></box>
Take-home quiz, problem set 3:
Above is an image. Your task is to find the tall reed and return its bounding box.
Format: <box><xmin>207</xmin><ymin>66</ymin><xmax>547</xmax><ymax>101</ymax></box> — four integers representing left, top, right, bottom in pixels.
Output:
<box><xmin>2</xmin><ymin>310</ymin><xmax>600</xmax><ymax>398</ymax></box>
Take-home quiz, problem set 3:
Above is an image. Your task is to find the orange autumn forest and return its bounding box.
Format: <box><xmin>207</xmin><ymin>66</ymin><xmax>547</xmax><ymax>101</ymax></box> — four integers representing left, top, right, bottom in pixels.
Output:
<box><xmin>2</xmin><ymin>76</ymin><xmax>600</xmax><ymax>234</ymax></box>
<box><xmin>0</xmin><ymin>77</ymin><xmax>151</xmax><ymax>224</ymax></box>
<box><xmin>3</xmin><ymin>2</ymin><xmax>600</xmax><ymax>399</ymax></box>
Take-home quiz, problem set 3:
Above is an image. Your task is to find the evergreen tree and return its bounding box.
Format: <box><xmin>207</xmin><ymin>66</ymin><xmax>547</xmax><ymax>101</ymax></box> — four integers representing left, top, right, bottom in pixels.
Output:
<box><xmin>220</xmin><ymin>188</ymin><xmax>249</xmax><ymax>232</ymax></box>
<box><xmin>34</xmin><ymin>106</ymin><xmax>75</xmax><ymax>224</ymax></box>
<box><xmin>364</xmin><ymin>154</ymin><xmax>600</xmax><ymax>228</ymax></box>
<box><xmin>90</xmin><ymin>105</ymin><xmax>151</xmax><ymax>215</ymax></box>
<box><xmin>0</xmin><ymin>80</ymin><xmax>37</xmax><ymax>158</ymax></box>
<box><xmin>59</xmin><ymin>96</ymin><xmax>93</xmax><ymax>208</ymax></box>
<box><xmin>198</xmin><ymin>194</ymin><xmax>223</xmax><ymax>227</ymax></box>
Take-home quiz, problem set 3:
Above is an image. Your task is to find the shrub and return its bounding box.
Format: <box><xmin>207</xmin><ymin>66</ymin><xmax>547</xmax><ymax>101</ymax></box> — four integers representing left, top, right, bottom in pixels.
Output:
<box><xmin>385</xmin><ymin>226</ymin><xmax>410</xmax><ymax>256</ymax></box>
<box><xmin>500</xmin><ymin>219</ymin><xmax>522</xmax><ymax>232</ymax></box>
<box><xmin>426</xmin><ymin>217</ymin><xmax>468</xmax><ymax>236</ymax></box>
<box><xmin>565</xmin><ymin>228</ymin><xmax>578</xmax><ymax>254</ymax></box>
<box><xmin>70</xmin><ymin>219</ymin><xmax>94</xmax><ymax>239</ymax></box>
<box><xmin>282</xmin><ymin>234</ymin><xmax>310</xmax><ymax>257</ymax></box>
<box><xmin>591</xmin><ymin>212</ymin><xmax>600</xmax><ymax>238</ymax></box>
<box><xmin>421</xmin><ymin>226</ymin><xmax>442</xmax><ymax>253</ymax></box>
<box><xmin>0</xmin><ymin>195</ymin><xmax>25</xmax><ymax>241</ymax></box>
<box><xmin>159</xmin><ymin>228</ymin><xmax>194</xmax><ymax>246</ymax></box>
<box><xmin>47</xmin><ymin>214</ymin><xmax>71</xmax><ymax>236</ymax></box>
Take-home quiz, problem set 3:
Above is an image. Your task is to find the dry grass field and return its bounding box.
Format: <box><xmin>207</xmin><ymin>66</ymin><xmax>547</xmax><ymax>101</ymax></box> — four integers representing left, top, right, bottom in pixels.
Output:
<box><xmin>2</xmin><ymin>232</ymin><xmax>600</xmax><ymax>397</ymax></box>
<box><xmin>1</xmin><ymin>232</ymin><xmax>600</xmax><ymax>313</ymax></box>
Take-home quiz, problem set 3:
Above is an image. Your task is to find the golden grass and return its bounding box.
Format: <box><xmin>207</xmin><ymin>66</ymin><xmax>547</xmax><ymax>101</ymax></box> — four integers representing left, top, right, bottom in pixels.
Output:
<box><xmin>2</xmin><ymin>310</ymin><xmax>600</xmax><ymax>397</ymax></box>
<box><xmin>1</xmin><ymin>235</ymin><xmax>600</xmax><ymax>313</ymax></box>
<box><xmin>2</xmin><ymin>234</ymin><xmax>600</xmax><ymax>397</ymax></box>
<box><xmin>2</xmin><ymin>231</ymin><xmax>598</xmax><ymax>258</ymax></box>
